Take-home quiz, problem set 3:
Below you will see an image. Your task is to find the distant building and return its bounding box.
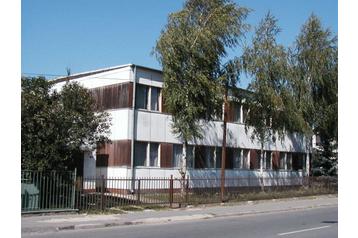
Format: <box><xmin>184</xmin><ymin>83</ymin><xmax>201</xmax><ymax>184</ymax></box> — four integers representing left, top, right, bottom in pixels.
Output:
<box><xmin>53</xmin><ymin>64</ymin><xmax>310</xmax><ymax>187</ymax></box>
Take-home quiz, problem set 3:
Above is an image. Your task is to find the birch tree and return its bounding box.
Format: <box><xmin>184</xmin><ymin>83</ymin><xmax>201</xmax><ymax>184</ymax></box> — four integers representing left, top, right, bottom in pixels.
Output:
<box><xmin>154</xmin><ymin>0</ymin><xmax>249</xmax><ymax>181</ymax></box>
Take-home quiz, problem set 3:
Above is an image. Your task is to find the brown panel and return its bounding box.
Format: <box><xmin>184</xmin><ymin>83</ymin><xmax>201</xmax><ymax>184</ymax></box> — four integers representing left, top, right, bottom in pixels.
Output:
<box><xmin>91</xmin><ymin>82</ymin><xmax>133</xmax><ymax>110</ymax></box>
<box><xmin>250</xmin><ymin>149</ymin><xmax>259</xmax><ymax>170</ymax></box>
<box><xmin>272</xmin><ymin>151</ymin><xmax>280</xmax><ymax>170</ymax></box>
<box><xmin>160</xmin><ymin>143</ymin><xmax>173</xmax><ymax>168</ymax></box>
<box><xmin>96</xmin><ymin>140</ymin><xmax>131</xmax><ymax>167</ymax></box>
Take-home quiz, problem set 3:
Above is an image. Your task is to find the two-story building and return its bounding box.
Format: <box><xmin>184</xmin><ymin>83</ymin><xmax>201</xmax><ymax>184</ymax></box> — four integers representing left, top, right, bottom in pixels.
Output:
<box><xmin>53</xmin><ymin>64</ymin><xmax>311</xmax><ymax>188</ymax></box>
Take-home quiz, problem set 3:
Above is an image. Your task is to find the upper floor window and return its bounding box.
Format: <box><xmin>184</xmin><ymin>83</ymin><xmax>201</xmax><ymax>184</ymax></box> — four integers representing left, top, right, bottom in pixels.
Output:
<box><xmin>135</xmin><ymin>84</ymin><xmax>149</xmax><ymax>110</ymax></box>
<box><xmin>135</xmin><ymin>84</ymin><xmax>161</xmax><ymax>111</ymax></box>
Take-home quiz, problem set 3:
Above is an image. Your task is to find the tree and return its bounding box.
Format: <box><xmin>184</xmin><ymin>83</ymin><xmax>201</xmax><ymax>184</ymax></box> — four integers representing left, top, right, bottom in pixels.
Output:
<box><xmin>21</xmin><ymin>77</ymin><xmax>111</xmax><ymax>171</ymax></box>
<box><xmin>289</xmin><ymin>14</ymin><xmax>338</xmax><ymax>175</ymax></box>
<box><xmin>241</xmin><ymin>12</ymin><xmax>306</xmax><ymax>173</ymax></box>
<box><xmin>154</xmin><ymin>0</ymin><xmax>249</xmax><ymax>181</ymax></box>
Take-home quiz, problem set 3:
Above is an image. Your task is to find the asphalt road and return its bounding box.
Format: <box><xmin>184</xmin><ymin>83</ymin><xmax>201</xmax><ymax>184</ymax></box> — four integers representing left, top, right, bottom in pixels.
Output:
<box><xmin>23</xmin><ymin>205</ymin><xmax>337</xmax><ymax>238</ymax></box>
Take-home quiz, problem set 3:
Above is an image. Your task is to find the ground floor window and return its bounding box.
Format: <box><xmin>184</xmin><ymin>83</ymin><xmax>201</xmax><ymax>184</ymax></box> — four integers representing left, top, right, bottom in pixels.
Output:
<box><xmin>134</xmin><ymin>142</ymin><xmax>160</xmax><ymax>167</ymax></box>
<box><xmin>279</xmin><ymin>152</ymin><xmax>286</xmax><ymax>169</ymax></box>
<box><xmin>286</xmin><ymin>153</ymin><xmax>292</xmax><ymax>170</ymax></box>
<box><xmin>265</xmin><ymin>151</ymin><xmax>272</xmax><ymax>170</ymax></box>
<box><xmin>242</xmin><ymin>149</ymin><xmax>250</xmax><ymax>169</ymax></box>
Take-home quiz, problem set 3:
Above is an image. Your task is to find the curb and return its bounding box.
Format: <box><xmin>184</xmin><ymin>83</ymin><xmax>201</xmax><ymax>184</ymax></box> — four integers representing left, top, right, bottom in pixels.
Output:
<box><xmin>24</xmin><ymin>203</ymin><xmax>336</xmax><ymax>234</ymax></box>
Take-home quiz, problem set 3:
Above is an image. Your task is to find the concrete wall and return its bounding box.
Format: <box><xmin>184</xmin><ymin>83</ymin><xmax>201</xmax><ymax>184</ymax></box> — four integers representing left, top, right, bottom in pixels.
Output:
<box><xmin>134</xmin><ymin>110</ymin><xmax>308</xmax><ymax>153</ymax></box>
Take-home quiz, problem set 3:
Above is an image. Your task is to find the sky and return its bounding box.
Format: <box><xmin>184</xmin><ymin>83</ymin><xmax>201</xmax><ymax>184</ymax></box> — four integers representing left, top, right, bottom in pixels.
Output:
<box><xmin>22</xmin><ymin>0</ymin><xmax>338</xmax><ymax>87</ymax></box>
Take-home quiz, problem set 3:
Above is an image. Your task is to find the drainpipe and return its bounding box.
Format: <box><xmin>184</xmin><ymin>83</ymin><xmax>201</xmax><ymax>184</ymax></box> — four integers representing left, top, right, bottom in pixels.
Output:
<box><xmin>130</xmin><ymin>65</ymin><xmax>137</xmax><ymax>193</ymax></box>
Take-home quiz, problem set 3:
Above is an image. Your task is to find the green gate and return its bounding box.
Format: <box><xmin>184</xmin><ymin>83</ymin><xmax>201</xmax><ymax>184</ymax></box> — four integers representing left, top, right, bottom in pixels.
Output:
<box><xmin>21</xmin><ymin>170</ymin><xmax>77</xmax><ymax>213</ymax></box>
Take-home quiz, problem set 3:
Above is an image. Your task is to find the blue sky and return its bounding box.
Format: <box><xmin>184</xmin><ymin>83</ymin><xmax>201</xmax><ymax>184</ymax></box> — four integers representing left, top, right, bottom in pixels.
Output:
<box><xmin>22</xmin><ymin>0</ymin><xmax>337</xmax><ymax>86</ymax></box>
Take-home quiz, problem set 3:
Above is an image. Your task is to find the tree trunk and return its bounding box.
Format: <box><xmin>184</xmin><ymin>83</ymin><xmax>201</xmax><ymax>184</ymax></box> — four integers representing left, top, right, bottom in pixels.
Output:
<box><xmin>180</xmin><ymin>141</ymin><xmax>188</xmax><ymax>205</ymax></box>
<box><xmin>260</xmin><ymin>143</ymin><xmax>264</xmax><ymax>191</ymax></box>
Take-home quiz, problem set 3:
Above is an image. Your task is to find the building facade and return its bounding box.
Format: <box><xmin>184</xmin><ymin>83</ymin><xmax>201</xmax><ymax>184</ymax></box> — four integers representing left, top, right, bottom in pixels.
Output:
<box><xmin>53</xmin><ymin>64</ymin><xmax>311</xmax><ymax>185</ymax></box>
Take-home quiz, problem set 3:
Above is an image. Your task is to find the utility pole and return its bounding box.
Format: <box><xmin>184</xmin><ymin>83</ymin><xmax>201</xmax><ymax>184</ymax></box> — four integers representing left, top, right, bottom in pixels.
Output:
<box><xmin>221</xmin><ymin>85</ymin><xmax>228</xmax><ymax>202</ymax></box>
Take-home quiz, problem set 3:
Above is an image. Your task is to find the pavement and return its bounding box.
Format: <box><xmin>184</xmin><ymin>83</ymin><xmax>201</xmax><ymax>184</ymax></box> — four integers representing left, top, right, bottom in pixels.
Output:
<box><xmin>21</xmin><ymin>194</ymin><xmax>338</xmax><ymax>235</ymax></box>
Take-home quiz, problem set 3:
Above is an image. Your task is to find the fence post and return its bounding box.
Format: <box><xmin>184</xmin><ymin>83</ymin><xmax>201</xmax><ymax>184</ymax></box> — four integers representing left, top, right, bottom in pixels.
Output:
<box><xmin>137</xmin><ymin>179</ymin><xmax>141</xmax><ymax>204</ymax></box>
<box><xmin>100</xmin><ymin>175</ymin><xmax>105</xmax><ymax>211</ymax></box>
<box><xmin>71</xmin><ymin>168</ymin><xmax>77</xmax><ymax>209</ymax></box>
<box><xmin>185</xmin><ymin>175</ymin><xmax>189</xmax><ymax>205</ymax></box>
<box><xmin>169</xmin><ymin>175</ymin><xmax>173</xmax><ymax>208</ymax></box>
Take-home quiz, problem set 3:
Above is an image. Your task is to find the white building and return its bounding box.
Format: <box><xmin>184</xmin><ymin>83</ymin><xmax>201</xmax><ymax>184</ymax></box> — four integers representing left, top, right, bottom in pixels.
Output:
<box><xmin>53</xmin><ymin>64</ymin><xmax>311</xmax><ymax>187</ymax></box>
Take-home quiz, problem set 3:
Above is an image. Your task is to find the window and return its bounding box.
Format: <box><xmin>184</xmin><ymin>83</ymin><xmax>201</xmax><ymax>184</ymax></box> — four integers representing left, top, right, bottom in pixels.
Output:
<box><xmin>215</xmin><ymin>147</ymin><xmax>222</xmax><ymax>168</ymax></box>
<box><xmin>135</xmin><ymin>84</ymin><xmax>149</xmax><ymax>109</ymax></box>
<box><xmin>150</xmin><ymin>87</ymin><xmax>160</xmax><ymax>111</ymax></box>
<box><xmin>242</xmin><ymin>149</ymin><xmax>249</xmax><ymax>169</ymax></box>
<box><xmin>96</xmin><ymin>154</ymin><xmax>109</xmax><ymax>167</ymax></box>
<box><xmin>292</xmin><ymin>153</ymin><xmax>304</xmax><ymax>171</ymax></box>
<box><xmin>134</xmin><ymin>142</ymin><xmax>160</xmax><ymax>167</ymax></box>
<box><xmin>173</xmin><ymin>144</ymin><xmax>183</xmax><ymax>168</ymax></box>
<box><xmin>205</xmin><ymin>147</ymin><xmax>215</xmax><ymax>168</ymax></box>
<box><xmin>242</xmin><ymin>105</ymin><xmax>248</xmax><ymax>124</ymax></box>
<box><xmin>187</xmin><ymin>145</ymin><xmax>194</xmax><ymax>168</ymax></box>
<box><xmin>286</xmin><ymin>153</ymin><xmax>292</xmax><ymax>170</ymax></box>
<box><xmin>135</xmin><ymin>84</ymin><xmax>161</xmax><ymax>112</ymax></box>
<box><xmin>279</xmin><ymin>152</ymin><xmax>286</xmax><ymax>169</ymax></box>
<box><xmin>232</xmin><ymin>148</ymin><xmax>241</xmax><ymax>169</ymax></box>
<box><xmin>265</xmin><ymin>151</ymin><xmax>272</xmax><ymax>170</ymax></box>
<box><xmin>149</xmin><ymin>143</ymin><xmax>159</xmax><ymax>167</ymax></box>
<box><xmin>134</xmin><ymin>142</ymin><xmax>147</xmax><ymax>166</ymax></box>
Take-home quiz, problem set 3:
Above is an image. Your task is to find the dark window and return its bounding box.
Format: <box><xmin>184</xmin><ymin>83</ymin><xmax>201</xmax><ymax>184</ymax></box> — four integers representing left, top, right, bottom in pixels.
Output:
<box><xmin>194</xmin><ymin>146</ymin><xmax>205</xmax><ymax>169</ymax></box>
<box><xmin>279</xmin><ymin>152</ymin><xmax>286</xmax><ymax>169</ymax></box>
<box><xmin>265</xmin><ymin>151</ymin><xmax>272</xmax><ymax>170</ymax></box>
<box><xmin>134</xmin><ymin>142</ymin><xmax>147</xmax><ymax>166</ymax></box>
<box><xmin>96</xmin><ymin>154</ymin><xmax>109</xmax><ymax>167</ymax></box>
<box><xmin>135</xmin><ymin>84</ymin><xmax>149</xmax><ymax>109</ymax></box>
<box><xmin>150</xmin><ymin>87</ymin><xmax>160</xmax><ymax>111</ymax></box>
<box><xmin>172</xmin><ymin>144</ymin><xmax>182</xmax><ymax>168</ymax></box>
<box><xmin>187</xmin><ymin>145</ymin><xmax>194</xmax><ymax>168</ymax></box>
<box><xmin>149</xmin><ymin>143</ymin><xmax>159</xmax><ymax>167</ymax></box>
<box><xmin>215</xmin><ymin>147</ymin><xmax>222</xmax><ymax>168</ymax></box>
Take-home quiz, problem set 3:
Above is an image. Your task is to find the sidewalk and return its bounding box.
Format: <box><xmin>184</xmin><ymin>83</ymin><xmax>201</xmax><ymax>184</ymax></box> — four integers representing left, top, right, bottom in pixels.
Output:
<box><xmin>21</xmin><ymin>194</ymin><xmax>338</xmax><ymax>234</ymax></box>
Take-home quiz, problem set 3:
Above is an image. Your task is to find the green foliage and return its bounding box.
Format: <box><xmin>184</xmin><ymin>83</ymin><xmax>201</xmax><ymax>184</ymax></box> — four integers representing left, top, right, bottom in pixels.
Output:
<box><xmin>154</xmin><ymin>0</ymin><xmax>249</xmax><ymax>142</ymax></box>
<box><xmin>289</xmin><ymin>14</ymin><xmax>338</xmax><ymax>173</ymax></box>
<box><xmin>21</xmin><ymin>77</ymin><xmax>111</xmax><ymax>171</ymax></box>
<box><xmin>241</xmin><ymin>12</ymin><xmax>305</xmax><ymax>147</ymax></box>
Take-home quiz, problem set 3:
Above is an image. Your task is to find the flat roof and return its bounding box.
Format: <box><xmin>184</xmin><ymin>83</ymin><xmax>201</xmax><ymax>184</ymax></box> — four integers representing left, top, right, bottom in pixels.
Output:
<box><xmin>52</xmin><ymin>64</ymin><xmax>162</xmax><ymax>83</ymax></box>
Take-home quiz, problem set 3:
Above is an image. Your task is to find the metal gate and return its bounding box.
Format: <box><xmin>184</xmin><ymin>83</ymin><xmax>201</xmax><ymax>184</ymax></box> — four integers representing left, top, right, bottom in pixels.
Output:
<box><xmin>21</xmin><ymin>170</ymin><xmax>77</xmax><ymax>213</ymax></box>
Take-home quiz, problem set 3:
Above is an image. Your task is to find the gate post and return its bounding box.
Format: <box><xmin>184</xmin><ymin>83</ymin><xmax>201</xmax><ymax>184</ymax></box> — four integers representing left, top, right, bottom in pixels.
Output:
<box><xmin>185</xmin><ymin>175</ymin><xmax>189</xmax><ymax>205</ymax></box>
<box><xmin>100</xmin><ymin>175</ymin><xmax>105</xmax><ymax>211</ymax></box>
<box><xmin>71</xmin><ymin>168</ymin><xmax>77</xmax><ymax>209</ymax></box>
<box><xmin>137</xmin><ymin>179</ymin><xmax>141</xmax><ymax>204</ymax></box>
<box><xmin>169</xmin><ymin>175</ymin><xmax>173</xmax><ymax>208</ymax></box>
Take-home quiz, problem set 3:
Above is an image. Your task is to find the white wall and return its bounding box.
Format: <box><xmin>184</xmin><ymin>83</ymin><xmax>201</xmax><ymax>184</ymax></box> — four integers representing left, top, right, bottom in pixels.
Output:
<box><xmin>107</xmin><ymin>109</ymin><xmax>132</xmax><ymax>140</ymax></box>
<box><xmin>135</xmin><ymin>111</ymin><xmax>308</xmax><ymax>153</ymax></box>
<box><xmin>52</xmin><ymin>66</ymin><xmax>133</xmax><ymax>92</ymax></box>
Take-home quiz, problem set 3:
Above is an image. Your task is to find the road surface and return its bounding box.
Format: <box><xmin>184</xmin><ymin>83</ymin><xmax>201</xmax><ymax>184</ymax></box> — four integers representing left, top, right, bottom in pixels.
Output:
<box><xmin>23</xmin><ymin>205</ymin><xmax>337</xmax><ymax>238</ymax></box>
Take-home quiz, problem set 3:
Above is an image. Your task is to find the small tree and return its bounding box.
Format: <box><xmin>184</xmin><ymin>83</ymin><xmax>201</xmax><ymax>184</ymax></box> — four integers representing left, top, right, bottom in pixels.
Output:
<box><xmin>21</xmin><ymin>77</ymin><xmax>111</xmax><ymax>171</ymax></box>
<box><xmin>154</xmin><ymin>0</ymin><xmax>249</xmax><ymax>181</ymax></box>
<box><xmin>241</xmin><ymin>12</ymin><xmax>305</xmax><ymax>173</ymax></box>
